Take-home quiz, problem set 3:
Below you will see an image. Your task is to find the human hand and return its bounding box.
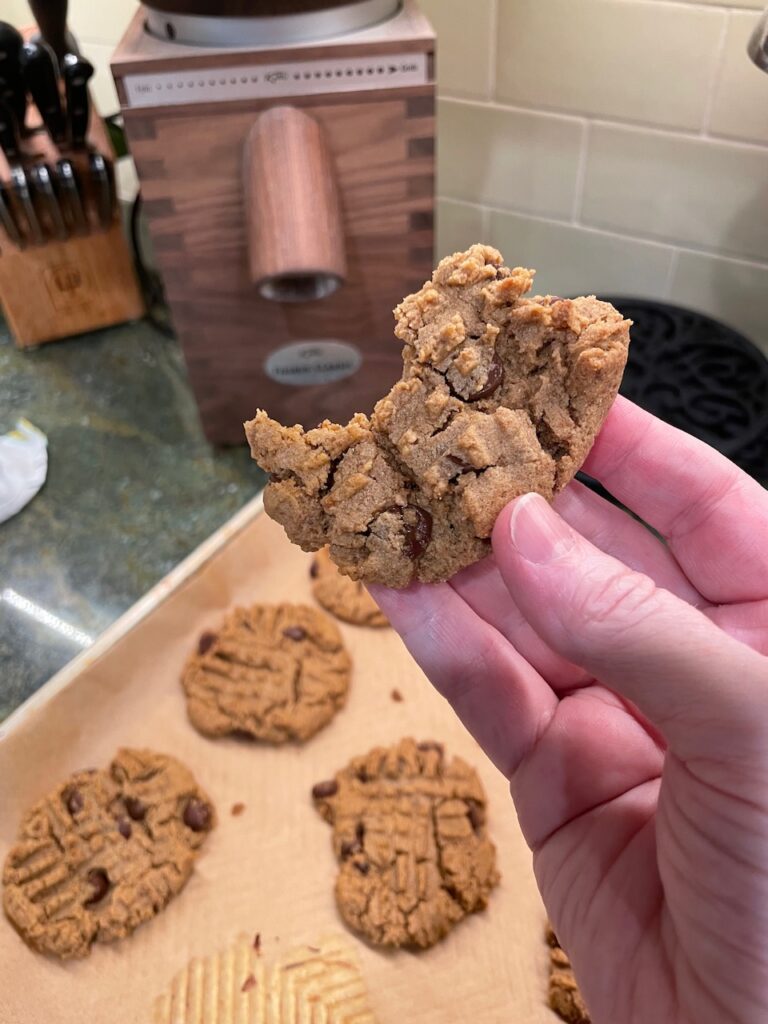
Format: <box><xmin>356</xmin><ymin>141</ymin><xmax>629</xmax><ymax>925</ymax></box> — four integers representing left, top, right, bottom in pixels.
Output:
<box><xmin>370</xmin><ymin>397</ymin><xmax>768</xmax><ymax>1024</ymax></box>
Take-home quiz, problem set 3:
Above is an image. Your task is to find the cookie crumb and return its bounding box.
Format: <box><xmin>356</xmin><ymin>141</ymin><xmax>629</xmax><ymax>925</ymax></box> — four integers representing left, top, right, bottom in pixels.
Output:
<box><xmin>546</xmin><ymin>925</ymin><xmax>590</xmax><ymax>1023</ymax></box>
<box><xmin>241</xmin><ymin>974</ymin><xmax>257</xmax><ymax>993</ymax></box>
<box><xmin>253</xmin><ymin>932</ymin><xmax>261</xmax><ymax>954</ymax></box>
<box><xmin>231</xmin><ymin>802</ymin><xmax>246</xmax><ymax>816</ymax></box>
<box><xmin>391</xmin><ymin>688</ymin><xmax>404</xmax><ymax>702</ymax></box>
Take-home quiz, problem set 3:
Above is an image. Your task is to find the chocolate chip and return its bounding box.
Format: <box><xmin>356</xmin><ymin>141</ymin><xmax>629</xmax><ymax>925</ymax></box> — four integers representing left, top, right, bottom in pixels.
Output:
<box><xmin>116</xmin><ymin>817</ymin><xmax>132</xmax><ymax>839</ymax></box>
<box><xmin>466</xmin><ymin>800</ymin><xmax>485</xmax><ymax>833</ymax></box>
<box><xmin>388</xmin><ymin>504</ymin><xmax>433</xmax><ymax>560</ymax></box>
<box><xmin>124</xmin><ymin>797</ymin><xmax>146</xmax><ymax>821</ymax></box>
<box><xmin>63</xmin><ymin>787</ymin><xmax>83</xmax><ymax>816</ymax></box>
<box><xmin>231</xmin><ymin>802</ymin><xmax>246</xmax><ymax>817</ymax></box>
<box><xmin>241</xmin><ymin>974</ymin><xmax>257</xmax><ymax>993</ymax></box>
<box><xmin>197</xmin><ymin>631</ymin><xmax>217</xmax><ymax>655</ymax></box>
<box><xmin>183</xmin><ymin>798</ymin><xmax>212</xmax><ymax>831</ymax></box>
<box><xmin>391</xmin><ymin>688</ymin><xmax>404</xmax><ymax>703</ymax></box>
<box><xmin>311</xmin><ymin>779</ymin><xmax>338</xmax><ymax>800</ymax></box>
<box><xmin>356</xmin><ymin>767</ymin><xmax>370</xmax><ymax>783</ymax></box>
<box><xmin>467</xmin><ymin>352</ymin><xmax>504</xmax><ymax>402</ymax></box>
<box><xmin>309</xmin><ymin>560</ymin><xmax>320</xmax><ymax>579</ymax></box>
<box><xmin>84</xmin><ymin>868</ymin><xmax>110</xmax><ymax>906</ymax></box>
<box><xmin>353</xmin><ymin>861</ymin><xmax>370</xmax><ymax>876</ymax></box>
<box><xmin>282</xmin><ymin>626</ymin><xmax>307</xmax><ymax>641</ymax></box>
<box><xmin>355</xmin><ymin>821</ymin><xmax>365</xmax><ymax>843</ymax></box>
<box><xmin>340</xmin><ymin>839</ymin><xmax>359</xmax><ymax>860</ymax></box>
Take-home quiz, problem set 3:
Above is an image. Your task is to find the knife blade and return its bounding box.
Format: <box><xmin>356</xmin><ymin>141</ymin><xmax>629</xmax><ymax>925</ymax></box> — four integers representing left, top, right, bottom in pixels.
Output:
<box><xmin>55</xmin><ymin>156</ymin><xmax>87</xmax><ymax>233</ymax></box>
<box><xmin>61</xmin><ymin>52</ymin><xmax>93</xmax><ymax>150</ymax></box>
<box><xmin>22</xmin><ymin>41</ymin><xmax>66</xmax><ymax>144</ymax></box>
<box><xmin>0</xmin><ymin>181</ymin><xmax>23</xmax><ymax>246</ymax></box>
<box><xmin>27</xmin><ymin>0</ymin><xmax>70</xmax><ymax>66</ymax></box>
<box><xmin>0</xmin><ymin>22</ymin><xmax>26</xmax><ymax>131</ymax></box>
<box><xmin>88</xmin><ymin>151</ymin><xmax>114</xmax><ymax>228</ymax></box>
<box><xmin>11</xmin><ymin>164</ymin><xmax>43</xmax><ymax>244</ymax></box>
<box><xmin>0</xmin><ymin>98</ymin><xmax>21</xmax><ymax>162</ymax></box>
<box><xmin>30</xmin><ymin>162</ymin><xmax>67</xmax><ymax>240</ymax></box>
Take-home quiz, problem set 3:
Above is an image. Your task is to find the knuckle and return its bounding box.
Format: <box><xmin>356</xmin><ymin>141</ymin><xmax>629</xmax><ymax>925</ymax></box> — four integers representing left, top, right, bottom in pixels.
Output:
<box><xmin>569</xmin><ymin>567</ymin><xmax>659</xmax><ymax>644</ymax></box>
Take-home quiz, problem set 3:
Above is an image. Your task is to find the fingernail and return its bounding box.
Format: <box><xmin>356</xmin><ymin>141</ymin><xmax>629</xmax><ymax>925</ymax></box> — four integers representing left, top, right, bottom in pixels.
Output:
<box><xmin>510</xmin><ymin>493</ymin><xmax>575</xmax><ymax>565</ymax></box>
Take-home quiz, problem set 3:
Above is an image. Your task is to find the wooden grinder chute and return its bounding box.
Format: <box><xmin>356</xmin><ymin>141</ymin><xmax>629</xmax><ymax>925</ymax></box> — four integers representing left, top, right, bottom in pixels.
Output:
<box><xmin>245</xmin><ymin>106</ymin><xmax>346</xmax><ymax>303</ymax></box>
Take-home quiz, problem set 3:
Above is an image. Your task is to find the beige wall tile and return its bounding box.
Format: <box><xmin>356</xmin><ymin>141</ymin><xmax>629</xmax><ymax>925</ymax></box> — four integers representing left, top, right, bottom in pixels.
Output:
<box><xmin>2</xmin><ymin>1</ymin><xmax>32</xmax><ymax>26</ymax></box>
<box><xmin>418</xmin><ymin>0</ymin><xmax>495</xmax><ymax>99</ymax></box>
<box><xmin>67</xmin><ymin>0</ymin><xmax>138</xmax><ymax>46</ymax></box>
<box><xmin>436</xmin><ymin>199</ymin><xmax>487</xmax><ymax>260</ymax></box>
<box><xmin>582</xmin><ymin>123</ymin><xmax>768</xmax><ymax>262</ymax></box>
<box><xmin>438</xmin><ymin>100</ymin><xmax>583</xmax><ymax>219</ymax></box>
<box><xmin>496</xmin><ymin>0</ymin><xmax>724</xmax><ymax>131</ymax></box>
<box><xmin>488</xmin><ymin>210</ymin><xmax>673</xmax><ymax>298</ymax></box>
<box><xmin>670</xmin><ymin>250</ymin><xmax>768</xmax><ymax>355</ymax></box>
<box><xmin>710</xmin><ymin>12</ymin><xmax>768</xmax><ymax>145</ymax></box>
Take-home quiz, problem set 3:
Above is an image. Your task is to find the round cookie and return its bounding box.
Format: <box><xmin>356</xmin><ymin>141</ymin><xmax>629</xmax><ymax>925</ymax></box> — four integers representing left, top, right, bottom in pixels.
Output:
<box><xmin>310</xmin><ymin>548</ymin><xmax>389</xmax><ymax>628</ymax></box>
<box><xmin>246</xmin><ymin>244</ymin><xmax>631</xmax><ymax>587</ymax></box>
<box><xmin>2</xmin><ymin>748</ymin><xmax>215</xmax><ymax>959</ymax></box>
<box><xmin>311</xmin><ymin>738</ymin><xmax>499</xmax><ymax>949</ymax></box>
<box><xmin>182</xmin><ymin>602</ymin><xmax>351</xmax><ymax>743</ymax></box>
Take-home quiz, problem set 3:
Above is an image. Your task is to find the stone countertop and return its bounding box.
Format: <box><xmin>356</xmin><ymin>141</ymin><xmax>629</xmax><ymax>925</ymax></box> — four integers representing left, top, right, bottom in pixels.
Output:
<box><xmin>0</xmin><ymin>317</ymin><xmax>265</xmax><ymax>722</ymax></box>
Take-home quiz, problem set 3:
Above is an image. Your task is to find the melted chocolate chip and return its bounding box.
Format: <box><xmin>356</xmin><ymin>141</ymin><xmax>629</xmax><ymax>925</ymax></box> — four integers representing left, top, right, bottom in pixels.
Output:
<box><xmin>124</xmin><ymin>797</ymin><xmax>146</xmax><ymax>821</ymax></box>
<box><xmin>282</xmin><ymin>626</ymin><xmax>307</xmax><ymax>641</ymax></box>
<box><xmin>467</xmin><ymin>352</ymin><xmax>504</xmax><ymax>402</ymax></box>
<box><xmin>355</xmin><ymin>821</ymin><xmax>365</xmax><ymax>843</ymax></box>
<box><xmin>63</xmin><ymin>787</ymin><xmax>83</xmax><ymax>816</ymax></box>
<box><xmin>309</xmin><ymin>560</ymin><xmax>320</xmax><ymax>579</ymax></box>
<box><xmin>183</xmin><ymin>798</ymin><xmax>212</xmax><ymax>832</ymax></box>
<box><xmin>354</xmin><ymin>861</ymin><xmax>370</xmax><ymax>876</ymax></box>
<box><xmin>116</xmin><ymin>817</ymin><xmax>132</xmax><ymax>839</ymax></box>
<box><xmin>387</xmin><ymin>505</ymin><xmax>433</xmax><ymax>560</ymax></box>
<box><xmin>311</xmin><ymin>780</ymin><xmax>338</xmax><ymax>800</ymax></box>
<box><xmin>84</xmin><ymin>868</ymin><xmax>110</xmax><ymax>906</ymax></box>
<box><xmin>466</xmin><ymin>800</ymin><xmax>485</xmax><ymax>833</ymax></box>
<box><xmin>197</xmin><ymin>631</ymin><xmax>217</xmax><ymax>655</ymax></box>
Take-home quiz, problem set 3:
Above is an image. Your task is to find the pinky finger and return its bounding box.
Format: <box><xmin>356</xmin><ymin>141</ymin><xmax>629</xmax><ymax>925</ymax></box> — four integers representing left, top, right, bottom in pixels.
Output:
<box><xmin>369</xmin><ymin>581</ymin><xmax>557</xmax><ymax>779</ymax></box>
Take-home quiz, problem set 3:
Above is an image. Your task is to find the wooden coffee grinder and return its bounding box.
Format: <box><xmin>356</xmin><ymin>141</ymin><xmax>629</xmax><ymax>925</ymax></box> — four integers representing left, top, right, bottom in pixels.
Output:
<box><xmin>112</xmin><ymin>0</ymin><xmax>435</xmax><ymax>444</ymax></box>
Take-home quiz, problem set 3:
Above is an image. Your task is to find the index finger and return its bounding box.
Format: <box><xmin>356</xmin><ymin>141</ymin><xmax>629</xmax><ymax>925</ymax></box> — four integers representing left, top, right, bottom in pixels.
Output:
<box><xmin>583</xmin><ymin>397</ymin><xmax>768</xmax><ymax>603</ymax></box>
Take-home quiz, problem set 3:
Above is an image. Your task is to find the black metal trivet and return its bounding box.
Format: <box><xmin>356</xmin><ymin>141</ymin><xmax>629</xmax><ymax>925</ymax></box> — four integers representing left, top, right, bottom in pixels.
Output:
<box><xmin>603</xmin><ymin>298</ymin><xmax>768</xmax><ymax>485</ymax></box>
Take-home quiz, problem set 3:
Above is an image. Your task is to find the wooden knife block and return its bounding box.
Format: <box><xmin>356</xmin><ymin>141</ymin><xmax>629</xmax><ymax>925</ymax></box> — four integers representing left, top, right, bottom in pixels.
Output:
<box><xmin>0</xmin><ymin>76</ymin><xmax>144</xmax><ymax>349</ymax></box>
<box><xmin>112</xmin><ymin>0</ymin><xmax>435</xmax><ymax>445</ymax></box>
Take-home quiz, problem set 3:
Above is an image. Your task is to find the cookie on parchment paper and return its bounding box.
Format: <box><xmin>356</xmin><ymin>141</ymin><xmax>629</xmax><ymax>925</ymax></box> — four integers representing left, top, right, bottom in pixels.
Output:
<box><xmin>182</xmin><ymin>603</ymin><xmax>351</xmax><ymax>744</ymax></box>
<box><xmin>312</xmin><ymin>737</ymin><xmax>499</xmax><ymax>950</ymax></box>
<box><xmin>2</xmin><ymin>748</ymin><xmax>214</xmax><ymax>959</ymax></box>
<box><xmin>153</xmin><ymin>932</ymin><xmax>379</xmax><ymax>1023</ymax></box>
<box><xmin>310</xmin><ymin>547</ymin><xmax>389</xmax><ymax>628</ymax></box>
<box><xmin>546</xmin><ymin>924</ymin><xmax>591</xmax><ymax>1023</ymax></box>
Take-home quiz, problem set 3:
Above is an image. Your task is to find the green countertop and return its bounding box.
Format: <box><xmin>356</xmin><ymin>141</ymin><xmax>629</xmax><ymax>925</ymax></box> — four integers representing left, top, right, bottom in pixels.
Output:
<box><xmin>0</xmin><ymin>316</ymin><xmax>265</xmax><ymax>722</ymax></box>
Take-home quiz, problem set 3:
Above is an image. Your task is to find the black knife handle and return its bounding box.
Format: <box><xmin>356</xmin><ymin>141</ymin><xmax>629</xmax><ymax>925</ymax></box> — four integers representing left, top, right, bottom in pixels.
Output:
<box><xmin>27</xmin><ymin>0</ymin><xmax>69</xmax><ymax>65</ymax></box>
<box><xmin>22</xmin><ymin>41</ymin><xmax>66</xmax><ymax>143</ymax></box>
<box><xmin>0</xmin><ymin>99</ymin><xmax>21</xmax><ymax>161</ymax></box>
<box><xmin>62</xmin><ymin>52</ymin><xmax>93</xmax><ymax>149</ymax></box>
<box><xmin>0</xmin><ymin>22</ymin><xmax>27</xmax><ymax>129</ymax></box>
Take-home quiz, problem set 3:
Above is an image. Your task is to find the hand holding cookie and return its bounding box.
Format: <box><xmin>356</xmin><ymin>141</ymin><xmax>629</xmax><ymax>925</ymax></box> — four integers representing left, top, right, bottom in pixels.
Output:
<box><xmin>372</xmin><ymin>398</ymin><xmax>768</xmax><ymax>1024</ymax></box>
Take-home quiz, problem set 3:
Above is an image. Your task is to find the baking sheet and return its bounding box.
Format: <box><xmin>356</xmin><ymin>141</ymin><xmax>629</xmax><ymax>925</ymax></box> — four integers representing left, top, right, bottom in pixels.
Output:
<box><xmin>0</xmin><ymin>496</ymin><xmax>554</xmax><ymax>1024</ymax></box>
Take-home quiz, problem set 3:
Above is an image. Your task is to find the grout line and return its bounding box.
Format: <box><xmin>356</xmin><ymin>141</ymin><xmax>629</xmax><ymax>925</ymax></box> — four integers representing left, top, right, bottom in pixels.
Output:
<box><xmin>664</xmin><ymin>248</ymin><xmax>681</xmax><ymax>298</ymax></box>
<box><xmin>700</xmin><ymin>10</ymin><xmax>730</xmax><ymax>136</ymax></box>
<box><xmin>441</xmin><ymin>196</ymin><xmax>768</xmax><ymax>268</ymax></box>
<box><xmin>571</xmin><ymin>120</ymin><xmax>591</xmax><ymax>225</ymax></box>
<box><xmin>440</xmin><ymin>95</ymin><xmax>768</xmax><ymax>154</ymax></box>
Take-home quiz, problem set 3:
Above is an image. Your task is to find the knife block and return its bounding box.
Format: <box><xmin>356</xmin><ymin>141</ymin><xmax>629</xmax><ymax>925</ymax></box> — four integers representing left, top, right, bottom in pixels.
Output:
<box><xmin>112</xmin><ymin>0</ymin><xmax>435</xmax><ymax>444</ymax></box>
<box><xmin>0</xmin><ymin>84</ymin><xmax>144</xmax><ymax>349</ymax></box>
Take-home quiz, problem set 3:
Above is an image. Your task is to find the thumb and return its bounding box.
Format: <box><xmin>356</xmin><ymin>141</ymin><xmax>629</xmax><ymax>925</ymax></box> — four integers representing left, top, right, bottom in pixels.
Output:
<box><xmin>492</xmin><ymin>493</ymin><xmax>768</xmax><ymax>761</ymax></box>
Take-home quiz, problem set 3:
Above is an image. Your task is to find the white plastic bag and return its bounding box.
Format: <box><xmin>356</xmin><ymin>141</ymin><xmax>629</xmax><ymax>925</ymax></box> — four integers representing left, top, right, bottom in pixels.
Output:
<box><xmin>0</xmin><ymin>418</ymin><xmax>48</xmax><ymax>524</ymax></box>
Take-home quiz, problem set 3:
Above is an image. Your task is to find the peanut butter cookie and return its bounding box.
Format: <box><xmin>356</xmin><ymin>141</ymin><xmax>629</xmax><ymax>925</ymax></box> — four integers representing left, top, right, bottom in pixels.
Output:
<box><xmin>246</xmin><ymin>244</ymin><xmax>631</xmax><ymax>587</ymax></box>
<box><xmin>310</xmin><ymin>548</ymin><xmax>388</xmax><ymax>628</ymax></box>
<box><xmin>312</xmin><ymin>738</ymin><xmax>499</xmax><ymax>949</ymax></box>
<box><xmin>182</xmin><ymin>603</ymin><xmax>351</xmax><ymax>743</ymax></box>
<box><xmin>2</xmin><ymin>748</ymin><xmax>214</xmax><ymax>959</ymax></box>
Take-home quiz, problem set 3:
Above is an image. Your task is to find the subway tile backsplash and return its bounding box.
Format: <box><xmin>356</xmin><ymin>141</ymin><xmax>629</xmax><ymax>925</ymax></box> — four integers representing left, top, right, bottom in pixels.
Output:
<box><xmin>36</xmin><ymin>0</ymin><xmax>768</xmax><ymax>355</ymax></box>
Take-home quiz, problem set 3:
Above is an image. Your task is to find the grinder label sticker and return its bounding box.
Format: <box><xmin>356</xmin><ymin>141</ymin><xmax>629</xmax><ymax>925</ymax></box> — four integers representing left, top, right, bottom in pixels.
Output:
<box><xmin>265</xmin><ymin>341</ymin><xmax>363</xmax><ymax>387</ymax></box>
